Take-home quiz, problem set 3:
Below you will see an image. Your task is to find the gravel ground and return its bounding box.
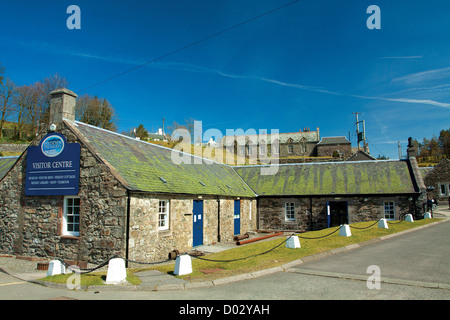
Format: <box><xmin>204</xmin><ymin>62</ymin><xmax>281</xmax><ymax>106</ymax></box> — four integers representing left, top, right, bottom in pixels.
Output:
<box><xmin>0</xmin><ymin>256</ymin><xmax>44</xmax><ymax>274</ymax></box>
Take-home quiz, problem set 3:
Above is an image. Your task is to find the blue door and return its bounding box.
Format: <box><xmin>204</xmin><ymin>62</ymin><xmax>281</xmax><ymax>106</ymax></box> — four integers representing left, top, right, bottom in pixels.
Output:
<box><xmin>234</xmin><ymin>200</ymin><xmax>241</xmax><ymax>236</ymax></box>
<box><xmin>193</xmin><ymin>200</ymin><xmax>203</xmax><ymax>247</ymax></box>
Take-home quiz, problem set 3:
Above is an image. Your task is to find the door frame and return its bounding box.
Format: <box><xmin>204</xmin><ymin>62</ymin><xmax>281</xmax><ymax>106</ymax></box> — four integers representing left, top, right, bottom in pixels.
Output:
<box><xmin>193</xmin><ymin>200</ymin><xmax>203</xmax><ymax>247</ymax></box>
<box><xmin>327</xmin><ymin>201</ymin><xmax>348</xmax><ymax>227</ymax></box>
<box><xmin>234</xmin><ymin>200</ymin><xmax>241</xmax><ymax>236</ymax></box>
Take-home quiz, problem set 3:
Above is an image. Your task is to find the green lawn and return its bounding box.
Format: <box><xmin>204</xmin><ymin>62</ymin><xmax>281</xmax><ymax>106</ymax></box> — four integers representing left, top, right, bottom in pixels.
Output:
<box><xmin>40</xmin><ymin>218</ymin><xmax>441</xmax><ymax>286</ymax></box>
<box><xmin>148</xmin><ymin>218</ymin><xmax>441</xmax><ymax>282</ymax></box>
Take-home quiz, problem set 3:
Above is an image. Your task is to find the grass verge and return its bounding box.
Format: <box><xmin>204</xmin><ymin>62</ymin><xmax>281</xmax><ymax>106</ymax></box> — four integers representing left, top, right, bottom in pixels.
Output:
<box><xmin>39</xmin><ymin>218</ymin><xmax>442</xmax><ymax>286</ymax></box>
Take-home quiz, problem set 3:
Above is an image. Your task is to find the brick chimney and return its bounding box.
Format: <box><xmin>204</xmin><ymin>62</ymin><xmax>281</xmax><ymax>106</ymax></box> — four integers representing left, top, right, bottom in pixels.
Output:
<box><xmin>49</xmin><ymin>88</ymin><xmax>77</xmax><ymax>125</ymax></box>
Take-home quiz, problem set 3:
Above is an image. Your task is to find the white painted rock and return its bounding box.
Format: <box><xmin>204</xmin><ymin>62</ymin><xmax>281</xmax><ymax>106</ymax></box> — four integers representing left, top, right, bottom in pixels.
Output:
<box><xmin>105</xmin><ymin>258</ymin><xmax>127</xmax><ymax>284</ymax></box>
<box><xmin>174</xmin><ymin>255</ymin><xmax>192</xmax><ymax>276</ymax></box>
<box><xmin>286</xmin><ymin>236</ymin><xmax>301</xmax><ymax>249</ymax></box>
<box><xmin>378</xmin><ymin>218</ymin><xmax>388</xmax><ymax>229</ymax></box>
<box><xmin>339</xmin><ymin>224</ymin><xmax>352</xmax><ymax>237</ymax></box>
<box><xmin>424</xmin><ymin>212</ymin><xmax>432</xmax><ymax>219</ymax></box>
<box><xmin>405</xmin><ymin>214</ymin><xmax>414</xmax><ymax>222</ymax></box>
<box><xmin>47</xmin><ymin>260</ymin><xmax>66</xmax><ymax>276</ymax></box>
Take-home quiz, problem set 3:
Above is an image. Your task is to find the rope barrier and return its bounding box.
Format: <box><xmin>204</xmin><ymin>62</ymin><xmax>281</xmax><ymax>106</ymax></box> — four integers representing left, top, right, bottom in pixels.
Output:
<box><xmin>296</xmin><ymin>225</ymin><xmax>343</xmax><ymax>239</ymax></box>
<box><xmin>348</xmin><ymin>219</ymin><xmax>381</xmax><ymax>230</ymax></box>
<box><xmin>49</xmin><ymin>217</ymin><xmax>409</xmax><ymax>272</ymax></box>
<box><xmin>189</xmin><ymin>233</ymin><xmax>295</xmax><ymax>263</ymax></box>
<box><xmin>58</xmin><ymin>255</ymin><xmax>119</xmax><ymax>274</ymax></box>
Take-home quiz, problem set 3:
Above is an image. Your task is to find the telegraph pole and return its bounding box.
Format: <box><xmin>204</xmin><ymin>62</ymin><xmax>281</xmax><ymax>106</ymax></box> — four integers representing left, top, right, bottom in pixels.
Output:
<box><xmin>353</xmin><ymin>112</ymin><xmax>367</xmax><ymax>152</ymax></box>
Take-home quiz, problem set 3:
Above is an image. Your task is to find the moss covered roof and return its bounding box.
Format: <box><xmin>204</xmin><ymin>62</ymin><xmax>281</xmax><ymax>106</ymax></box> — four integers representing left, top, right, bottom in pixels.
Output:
<box><xmin>234</xmin><ymin>160</ymin><xmax>418</xmax><ymax>196</ymax></box>
<box><xmin>71</xmin><ymin>121</ymin><xmax>255</xmax><ymax>197</ymax></box>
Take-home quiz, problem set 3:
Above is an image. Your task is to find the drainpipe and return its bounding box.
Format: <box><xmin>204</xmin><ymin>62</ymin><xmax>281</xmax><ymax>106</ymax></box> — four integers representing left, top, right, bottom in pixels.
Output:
<box><xmin>217</xmin><ymin>196</ymin><xmax>221</xmax><ymax>242</ymax></box>
<box><xmin>125</xmin><ymin>190</ymin><xmax>131</xmax><ymax>268</ymax></box>
<box><xmin>309</xmin><ymin>197</ymin><xmax>313</xmax><ymax>231</ymax></box>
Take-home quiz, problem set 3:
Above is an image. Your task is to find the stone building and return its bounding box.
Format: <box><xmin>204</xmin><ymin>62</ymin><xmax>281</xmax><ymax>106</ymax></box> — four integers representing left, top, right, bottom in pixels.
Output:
<box><xmin>222</xmin><ymin>128</ymin><xmax>357</xmax><ymax>162</ymax></box>
<box><xmin>222</xmin><ymin>127</ymin><xmax>321</xmax><ymax>159</ymax></box>
<box><xmin>316</xmin><ymin>136</ymin><xmax>352</xmax><ymax>158</ymax></box>
<box><xmin>0</xmin><ymin>87</ymin><xmax>428</xmax><ymax>264</ymax></box>
<box><xmin>0</xmin><ymin>89</ymin><xmax>256</xmax><ymax>264</ymax></box>
<box><xmin>234</xmin><ymin>159</ymin><xmax>426</xmax><ymax>231</ymax></box>
<box><xmin>423</xmin><ymin>158</ymin><xmax>450</xmax><ymax>201</ymax></box>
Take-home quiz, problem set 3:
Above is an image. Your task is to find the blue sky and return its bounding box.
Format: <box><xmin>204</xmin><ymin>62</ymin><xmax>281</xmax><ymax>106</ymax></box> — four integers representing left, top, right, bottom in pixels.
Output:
<box><xmin>1</xmin><ymin>0</ymin><xmax>449</xmax><ymax>159</ymax></box>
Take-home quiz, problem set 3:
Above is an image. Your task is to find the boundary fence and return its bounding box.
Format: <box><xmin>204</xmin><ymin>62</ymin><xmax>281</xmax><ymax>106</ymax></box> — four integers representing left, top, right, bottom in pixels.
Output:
<box><xmin>52</xmin><ymin>217</ymin><xmax>414</xmax><ymax>273</ymax></box>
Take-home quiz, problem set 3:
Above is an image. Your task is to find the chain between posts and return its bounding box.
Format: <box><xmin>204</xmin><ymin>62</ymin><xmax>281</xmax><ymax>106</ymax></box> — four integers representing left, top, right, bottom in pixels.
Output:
<box><xmin>54</xmin><ymin>218</ymin><xmax>407</xmax><ymax>272</ymax></box>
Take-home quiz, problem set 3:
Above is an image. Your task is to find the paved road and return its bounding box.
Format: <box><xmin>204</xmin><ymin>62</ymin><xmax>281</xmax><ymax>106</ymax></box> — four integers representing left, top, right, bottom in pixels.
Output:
<box><xmin>291</xmin><ymin>219</ymin><xmax>450</xmax><ymax>286</ymax></box>
<box><xmin>0</xmin><ymin>220</ymin><xmax>449</xmax><ymax>301</ymax></box>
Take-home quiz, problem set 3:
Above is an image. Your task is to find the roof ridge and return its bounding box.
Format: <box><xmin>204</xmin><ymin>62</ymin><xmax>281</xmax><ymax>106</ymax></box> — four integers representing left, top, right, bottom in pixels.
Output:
<box><xmin>72</xmin><ymin>120</ymin><xmax>232</xmax><ymax>167</ymax></box>
<box><xmin>233</xmin><ymin>159</ymin><xmax>396</xmax><ymax>168</ymax></box>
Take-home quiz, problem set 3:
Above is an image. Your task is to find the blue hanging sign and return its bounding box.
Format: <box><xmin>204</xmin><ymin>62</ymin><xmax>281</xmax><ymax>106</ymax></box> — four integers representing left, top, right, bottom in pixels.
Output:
<box><xmin>25</xmin><ymin>132</ymin><xmax>80</xmax><ymax>196</ymax></box>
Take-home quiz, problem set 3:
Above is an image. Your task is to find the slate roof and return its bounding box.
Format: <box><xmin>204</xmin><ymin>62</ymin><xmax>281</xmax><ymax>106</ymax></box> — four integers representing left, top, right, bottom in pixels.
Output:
<box><xmin>0</xmin><ymin>156</ymin><xmax>19</xmax><ymax>181</ymax></box>
<box><xmin>233</xmin><ymin>160</ymin><xmax>418</xmax><ymax>196</ymax></box>
<box><xmin>69</xmin><ymin>121</ymin><xmax>255</xmax><ymax>197</ymax></box>
<box><xmin>221</xmin><ymin>130</ymin><xmax>320</xmax><ymax>145</ymax></box>
<box><xmin>317</xmin><ymin>136</ymin><xmax>351</xmax><ymax>145</ymax></box>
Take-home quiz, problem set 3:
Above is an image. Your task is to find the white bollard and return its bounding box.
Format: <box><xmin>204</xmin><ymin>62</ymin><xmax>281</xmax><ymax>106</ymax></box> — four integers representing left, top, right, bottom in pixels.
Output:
<box><xmin>405</xmin><ymin>214</ymin><xmax>414</xmax><ymax>222</ymax></box>
<box><xmin>47</xmin><ymin>260</ymin><xmax>66</xmax><ymax>276</ymax></box>
<box><xmin>339</xmin><ymin>224</ymin><xmax>351</xmax><ymax>237</ymax></box>
<box><xmin>105</xmin><ymin>258</ymin><xmax>127</xmax><ymax>284</ymax></box>
<box><xmin>424</xmin><ymin>212</ymin><xmax>432</xmax><ymax>219</ymax></box>
<box><xmin>286</xmin><ymin>236</ymin><xmax>301</xmax><ymax>249</ymax></box>
<box><xmin>174</xmin><ymin>255</ymin><xmax>192</xmax><ymax>276</ymax></box>
<box><xmin>378</xmin><ymin>218</ymin><xmax>388</xmax><ymax>229</ymax></box>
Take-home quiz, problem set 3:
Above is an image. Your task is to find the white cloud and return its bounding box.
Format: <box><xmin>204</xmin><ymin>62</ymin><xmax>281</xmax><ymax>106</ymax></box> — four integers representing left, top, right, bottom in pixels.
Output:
<box><xmin>392</xmin><ymin>67</ymin><xmax>450</xmax><ymax>85</ymax></box>
<box><xmin>380</xmin><ymin>56</ymin><xmax>423</xmax><ymax>59</ymax></box>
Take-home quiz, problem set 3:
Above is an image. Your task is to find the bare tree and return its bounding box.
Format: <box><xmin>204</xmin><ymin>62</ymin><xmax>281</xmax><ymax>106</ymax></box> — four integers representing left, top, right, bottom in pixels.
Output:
<box><xmin>0</xmin><ymin>78</ymin><xmax>16</xmax><ymax>138</ymax></box>
<box><xmin>13</xmin><ymin>85</ymin><xmax>33</xmax><ymax>140</ymax></box>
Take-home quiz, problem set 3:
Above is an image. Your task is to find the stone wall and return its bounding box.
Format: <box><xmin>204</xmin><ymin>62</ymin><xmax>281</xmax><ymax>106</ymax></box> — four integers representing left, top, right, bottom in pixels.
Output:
<box><xmin>0</xmin><ymin>144</ymin><xmax>28</xmax><ymax>154</ymax></box>
<box><xmin>317</xmin><ymin>143</ymin><xmax>352</xmax><ymax>158</ymax></box>
<box><xmin>128</xmin><ymin>196</ymin><xmax>256</xmax><ymax>263</ymax></box>
<box><xmin>258</xmin><ymin>195</ymin><xmax>416</xmax><ymax>231</ymax></box>
<box><xmin>424</xmin><ymin>159</ymin><xmax>450</xmax><ymax>200</ymax></box>
<box><xmin>0</xmin><ymin>123</ymin><xmax>129</xmax><ymax>264</ymax></box>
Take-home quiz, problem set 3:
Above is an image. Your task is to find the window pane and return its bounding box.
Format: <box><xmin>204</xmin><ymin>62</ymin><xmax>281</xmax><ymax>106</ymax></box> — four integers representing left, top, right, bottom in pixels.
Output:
<box><xmin>64</xmin><ymin>197</ymin><xmax>80</xmax><ymax>236</ymax></box>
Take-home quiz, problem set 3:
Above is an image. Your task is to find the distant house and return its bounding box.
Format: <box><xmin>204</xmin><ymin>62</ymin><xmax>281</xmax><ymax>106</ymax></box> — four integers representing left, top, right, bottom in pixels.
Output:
<box><xmin>221</xmin><ymin>127</ymin><xmax>320</xmax><ymax>159</ymax></box>
<box><xmin>423</xmin><ymin>158</ymin><xmax>450</xmax><ymax>200</ymax></box>
<box><xmin>317</xmin><ymin>136</ymin><xmax>352</xmax><ymax>159</ymax></box>
<box><xmin>235</xmin><ymin>159</ymin><xmax>425</xmax><ymax>231</ymax></box>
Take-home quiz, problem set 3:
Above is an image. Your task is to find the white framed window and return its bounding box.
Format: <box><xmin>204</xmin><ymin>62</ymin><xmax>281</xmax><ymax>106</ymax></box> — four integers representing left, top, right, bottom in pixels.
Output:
<box><xmin>439</xmin><ymin>182</ymin><xmax>450</xmax><ymax>196</ymax></box>
<box><xmin>259</xmin><ymin>144</ymin><xmax>266</xmax><ymax>155</ymax></box>
<box><xmin>440</xmin><ymin>184</ymin><xmax>446</xmax><ymax>195</ymax></box>
<box><xmin>285</xmin><ymin>202</ymin><xmax>295</xmax><ymax>221</ymax></box>
<box><xmin>288</xmin><ymin>145</ymin><xmax>294</xmax><ymax>154</ymax></box>
<box><xmin>63</xmin><ymin>196</ymin><xmax>80</xmax><ymax>236</ymax></box>
<box><xmin>300</xmin><ymin>144</ymin><xmax>306</xmax><ymax>153</ymax></box>
<box><xmin>158</xmin><ymin>200</ymin><xmax>169</xmax><ymax>230</ymax></box>
<box><xmin>384</xmin><ymin>201</ymin><xmax>395</xmax><ymax>220</ymax></box>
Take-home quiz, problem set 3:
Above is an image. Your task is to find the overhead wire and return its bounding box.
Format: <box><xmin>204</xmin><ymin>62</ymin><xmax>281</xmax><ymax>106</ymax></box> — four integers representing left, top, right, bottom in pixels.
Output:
<box><xmin>79</xmin><ymin>0</ymin><xmax>301</xmax><ymax>93</ymax></box>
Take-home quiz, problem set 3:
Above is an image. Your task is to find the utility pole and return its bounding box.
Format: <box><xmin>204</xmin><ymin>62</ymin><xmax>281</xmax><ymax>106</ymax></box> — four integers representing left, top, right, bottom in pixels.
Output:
<box><xmin>353</xmin><ymin>112</ymin><xmax>367</xmax><ymax>152</ymax></box>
